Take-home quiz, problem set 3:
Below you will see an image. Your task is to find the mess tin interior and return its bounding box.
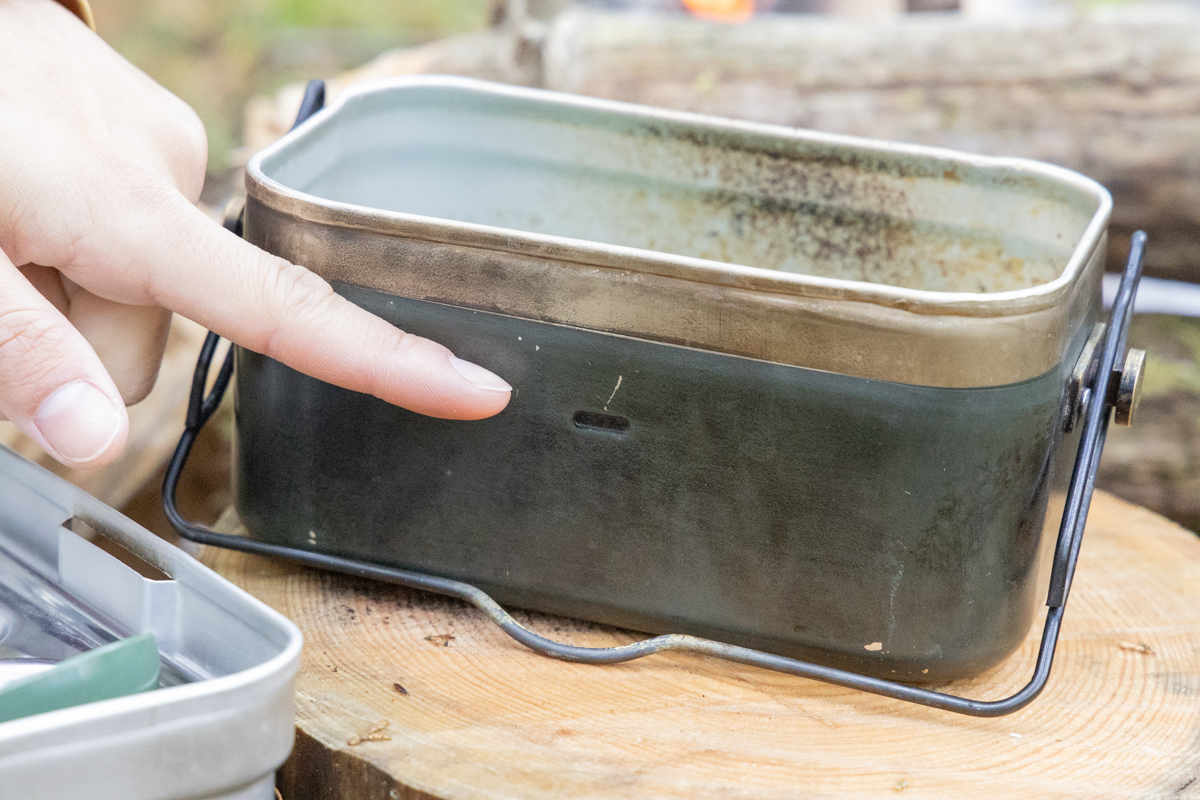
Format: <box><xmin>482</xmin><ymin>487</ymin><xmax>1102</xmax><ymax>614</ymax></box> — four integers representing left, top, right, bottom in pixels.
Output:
<box><xmin>250</xmin><ymin>78</ymin><xmax>1110</xmax><ymax>388</ymax></box>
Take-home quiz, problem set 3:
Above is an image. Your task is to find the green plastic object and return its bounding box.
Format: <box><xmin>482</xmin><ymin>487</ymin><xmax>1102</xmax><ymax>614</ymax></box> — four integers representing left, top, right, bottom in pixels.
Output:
<box><xmin>0</xmin><ymin>633</ymin><xmax>159</xmax><ymax>723</ymax></box>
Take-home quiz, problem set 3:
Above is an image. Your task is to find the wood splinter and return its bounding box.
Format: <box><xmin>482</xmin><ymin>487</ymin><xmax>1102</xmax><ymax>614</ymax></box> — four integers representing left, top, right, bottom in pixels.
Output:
<box><xmin>347</xmin><ymin>719</ymin><xmax>391</xmax><ymax>746</ymax></box>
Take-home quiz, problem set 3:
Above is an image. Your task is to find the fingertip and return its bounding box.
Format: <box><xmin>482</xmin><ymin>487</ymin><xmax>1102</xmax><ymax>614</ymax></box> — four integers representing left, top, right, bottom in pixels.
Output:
<box><xmin>455</xmin><ymin>368</ymin><xmax>513</xmax><ymax>419</ymax></box>
<box><xmin>453</xmin><ymin>381</ymin><xmax>513</xmax><ymax>420</ymax></box>
<box><xmin>371</xmin><ymin>338</ymin><xmax>512</xmax><ymax>421</ymax></box>
<box><xmin>449</xmin><ymin>356</ymin><xmax>513</xmax><ymax>394</ymax></box>
<box><xmin>30</xmin><ymin>379</ymin><xmax>128</xmax><ymax>469</ymax></box>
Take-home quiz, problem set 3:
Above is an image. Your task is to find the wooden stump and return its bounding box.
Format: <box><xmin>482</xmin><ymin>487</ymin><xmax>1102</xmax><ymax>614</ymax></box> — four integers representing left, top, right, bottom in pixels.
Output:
<box><xmin>203</xmin><ymin>492</ymin><xmax>1200</xmax><ymax>799</ymax></box>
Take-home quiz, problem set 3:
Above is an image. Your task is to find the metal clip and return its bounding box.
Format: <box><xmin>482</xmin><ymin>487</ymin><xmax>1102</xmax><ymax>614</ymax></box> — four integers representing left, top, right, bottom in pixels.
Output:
<box><xmin>1063</xmin><ymin>323</ymin><xmax>1105</xmax><ymax>433</ymax></box>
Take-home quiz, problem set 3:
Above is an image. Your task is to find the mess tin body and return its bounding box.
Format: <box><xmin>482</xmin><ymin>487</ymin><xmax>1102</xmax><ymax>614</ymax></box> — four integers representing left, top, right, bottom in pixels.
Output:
<box><xmin>239</xmin><ymin>77</ymin><xmax>1111</xmax><ymax>682</ymax></box>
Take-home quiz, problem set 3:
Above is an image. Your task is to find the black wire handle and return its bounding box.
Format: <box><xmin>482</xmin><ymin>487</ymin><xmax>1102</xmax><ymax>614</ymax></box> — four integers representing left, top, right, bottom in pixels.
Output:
<box><xmin>165</xmin><ymin>80</ymin><xmax>1145</xmax><ymax>716</ymax></box>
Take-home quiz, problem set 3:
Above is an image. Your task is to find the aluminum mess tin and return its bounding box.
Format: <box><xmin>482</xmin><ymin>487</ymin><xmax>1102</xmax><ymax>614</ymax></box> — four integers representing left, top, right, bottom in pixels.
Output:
<box><xmin>0</xmin><ymin>446</ymin><xmax>302</xmax><ymax>800</ymax></box>
<box><xmin>240</xmin><ymin>76</ymin><xmax>1110</xmax><ymax>682</ymax></box>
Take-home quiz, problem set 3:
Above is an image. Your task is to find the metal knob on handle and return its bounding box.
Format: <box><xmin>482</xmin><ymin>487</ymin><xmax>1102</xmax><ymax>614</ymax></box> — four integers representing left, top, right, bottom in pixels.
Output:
<box><xmin>1112</xmin><ymin>348</ymin><xmax>1146</xmax><ymax>426</ymax></box>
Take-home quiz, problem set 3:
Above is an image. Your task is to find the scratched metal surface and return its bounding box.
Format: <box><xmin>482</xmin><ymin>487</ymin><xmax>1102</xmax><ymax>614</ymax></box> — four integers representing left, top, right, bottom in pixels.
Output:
<box><xmin>233</xmin><ymin>290</ymin><xmax>1083</xmax><ymax>682</ymax></box>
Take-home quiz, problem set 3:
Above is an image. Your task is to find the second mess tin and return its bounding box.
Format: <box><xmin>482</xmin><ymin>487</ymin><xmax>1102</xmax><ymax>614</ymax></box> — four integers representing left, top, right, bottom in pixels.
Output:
<box><xmin>238</xmin><ymin>76</ymin><xmax>1111</xmax><ymax>682</ymax></box>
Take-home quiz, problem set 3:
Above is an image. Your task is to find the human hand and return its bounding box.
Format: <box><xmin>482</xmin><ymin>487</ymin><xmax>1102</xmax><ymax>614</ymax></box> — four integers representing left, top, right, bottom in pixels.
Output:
<box><xmin>0</xmin><ymin>0</ymin><xmax>511</xmax><ymax>470</ymax></box>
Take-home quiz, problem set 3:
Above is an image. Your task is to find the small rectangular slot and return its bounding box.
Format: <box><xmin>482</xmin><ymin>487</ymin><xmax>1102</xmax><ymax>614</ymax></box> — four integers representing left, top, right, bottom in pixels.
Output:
<box><xmin>65</xmin><ymin>517</ymin><xmax>172</xmax><ymax>582</ymax></box>
<box><xmin>573</xmin><ymin>411</ymin><xmax>630</xmax><ymax>435</ymax></box>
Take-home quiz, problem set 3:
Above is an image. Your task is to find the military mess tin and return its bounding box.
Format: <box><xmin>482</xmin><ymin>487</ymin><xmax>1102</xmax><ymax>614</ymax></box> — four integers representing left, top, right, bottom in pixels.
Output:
<box><xmin>167</xmin><ymin>76</ymin><xmax>1146</xmax><ymax>715</ymax></box>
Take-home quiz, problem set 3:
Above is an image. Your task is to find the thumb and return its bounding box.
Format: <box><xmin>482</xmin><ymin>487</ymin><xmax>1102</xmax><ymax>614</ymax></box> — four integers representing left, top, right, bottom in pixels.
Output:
<box><xmin>0</xmin><ymin>248</ymin><xmax>128</xmax><ymax>468</ymax></box>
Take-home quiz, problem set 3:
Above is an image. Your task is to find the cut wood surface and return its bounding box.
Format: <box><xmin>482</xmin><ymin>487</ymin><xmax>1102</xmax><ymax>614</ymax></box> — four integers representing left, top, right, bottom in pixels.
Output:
<box><xmin>203</xmin><ymin>491</ymin><xmax>1200</xmax><ymax>800</ymax></box>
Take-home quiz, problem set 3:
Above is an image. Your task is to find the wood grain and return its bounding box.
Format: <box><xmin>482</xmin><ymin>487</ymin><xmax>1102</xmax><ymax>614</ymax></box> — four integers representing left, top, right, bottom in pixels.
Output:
<box><xmin>203</xmin><ymin>491</ymin><xmax>1200</xmax><ymax>799</ymax></box>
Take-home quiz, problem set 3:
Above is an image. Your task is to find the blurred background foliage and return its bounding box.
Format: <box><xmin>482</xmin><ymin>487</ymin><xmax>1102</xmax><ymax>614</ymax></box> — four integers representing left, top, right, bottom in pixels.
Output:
<box><xmin>88</xmin><ymin>0</ymin><xmax>492</xmax><ymax>175</ymax></box>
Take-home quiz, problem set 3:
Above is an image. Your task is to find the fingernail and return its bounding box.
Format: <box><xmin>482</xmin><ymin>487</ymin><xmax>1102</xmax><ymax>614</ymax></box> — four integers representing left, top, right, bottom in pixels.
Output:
<box><xmin>450</xmin><ymin>356</ymin><xmax>512</xmax><ymax>392</ymax></box>
<box><xmin>33</xmin><ymin>381</ymin><xmax>123</xmax><ymax>464</ymax></box>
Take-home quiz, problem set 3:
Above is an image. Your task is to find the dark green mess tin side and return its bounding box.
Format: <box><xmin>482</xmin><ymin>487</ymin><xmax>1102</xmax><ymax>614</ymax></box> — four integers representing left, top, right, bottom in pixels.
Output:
<box><xmin>233</xmin><ymin>285</ymin><xmax>1089</xmax><ymax>682</ymax></box>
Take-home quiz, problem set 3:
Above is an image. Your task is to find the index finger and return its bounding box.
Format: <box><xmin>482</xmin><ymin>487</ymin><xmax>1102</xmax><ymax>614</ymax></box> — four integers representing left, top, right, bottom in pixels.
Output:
<box><xmin>138</xmin><ymin>198</ymin><xmax>511</xmax><ymax>420</ymax></box>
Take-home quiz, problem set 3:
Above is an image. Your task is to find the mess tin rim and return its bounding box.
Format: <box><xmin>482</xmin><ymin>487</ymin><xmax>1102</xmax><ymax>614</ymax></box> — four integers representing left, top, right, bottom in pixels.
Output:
<box><xmin>246</xmin><ymin>75</ymin><xmax>1112</xmax><ymax>320</ymax></box>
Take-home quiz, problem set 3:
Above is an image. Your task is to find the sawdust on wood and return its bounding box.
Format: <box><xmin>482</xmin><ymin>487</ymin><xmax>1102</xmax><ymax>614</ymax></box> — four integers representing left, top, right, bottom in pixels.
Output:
<box><xmin>347</xmin><ymin>720</ymin><xmax>392</xmax><ymax>746</ymax></box>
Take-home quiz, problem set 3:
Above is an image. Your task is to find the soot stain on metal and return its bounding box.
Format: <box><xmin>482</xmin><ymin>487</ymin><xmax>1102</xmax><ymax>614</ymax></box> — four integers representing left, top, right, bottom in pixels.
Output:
<box><xmin>621</xmin><ymin>120</ymin><xmax>1057</xmax><ymax>294</ymax></box>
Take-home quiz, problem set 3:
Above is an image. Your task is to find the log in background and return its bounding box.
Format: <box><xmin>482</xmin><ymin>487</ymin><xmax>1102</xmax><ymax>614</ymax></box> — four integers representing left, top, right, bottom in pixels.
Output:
<box><xmin>248</xmin><ymin>3</ymin><xmax>1200</xmax><ymax>284</ymax></box>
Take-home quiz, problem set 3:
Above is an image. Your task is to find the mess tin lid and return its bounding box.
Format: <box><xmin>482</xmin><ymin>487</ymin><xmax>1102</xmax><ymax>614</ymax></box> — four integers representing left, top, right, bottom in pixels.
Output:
<box><xmin>0</xmin><ymin>446</ymin><xmax>301</xmax><ymax>799</ymax></box>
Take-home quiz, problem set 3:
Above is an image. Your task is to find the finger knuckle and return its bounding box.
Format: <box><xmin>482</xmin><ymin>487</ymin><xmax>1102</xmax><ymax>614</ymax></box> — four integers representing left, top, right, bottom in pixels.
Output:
<box><xmin>391</xmin><ymin>330</ymin><xmax>422</xmax><ymax>359</ymax></box>
<box><xmin>260</xmin><ymin>261</ymin><xmax>338</xmax><ymax>354</ymax></box>
<box><xmin>137</xmin><ymin>99</ymin><xmax>208</xmax><ymax>201</ymax></box>
<box><xmin>0</xmin><ymin>309</ymin><xmax>61</xmax><ymax>353</ymax></box>
<box><xmin>179</xmin><ymin>105</ymin><xmax>209</xmax><ymax>154</ymax></box>
<box><xmin>0</xmin><ymin>309</ymin><xmax>68</xmax><ymax>385</ymax></box>
<box><xmin>172</xmin><ymin>107</ymin><xmax>209</xmax><ymax>186</ymax></box>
